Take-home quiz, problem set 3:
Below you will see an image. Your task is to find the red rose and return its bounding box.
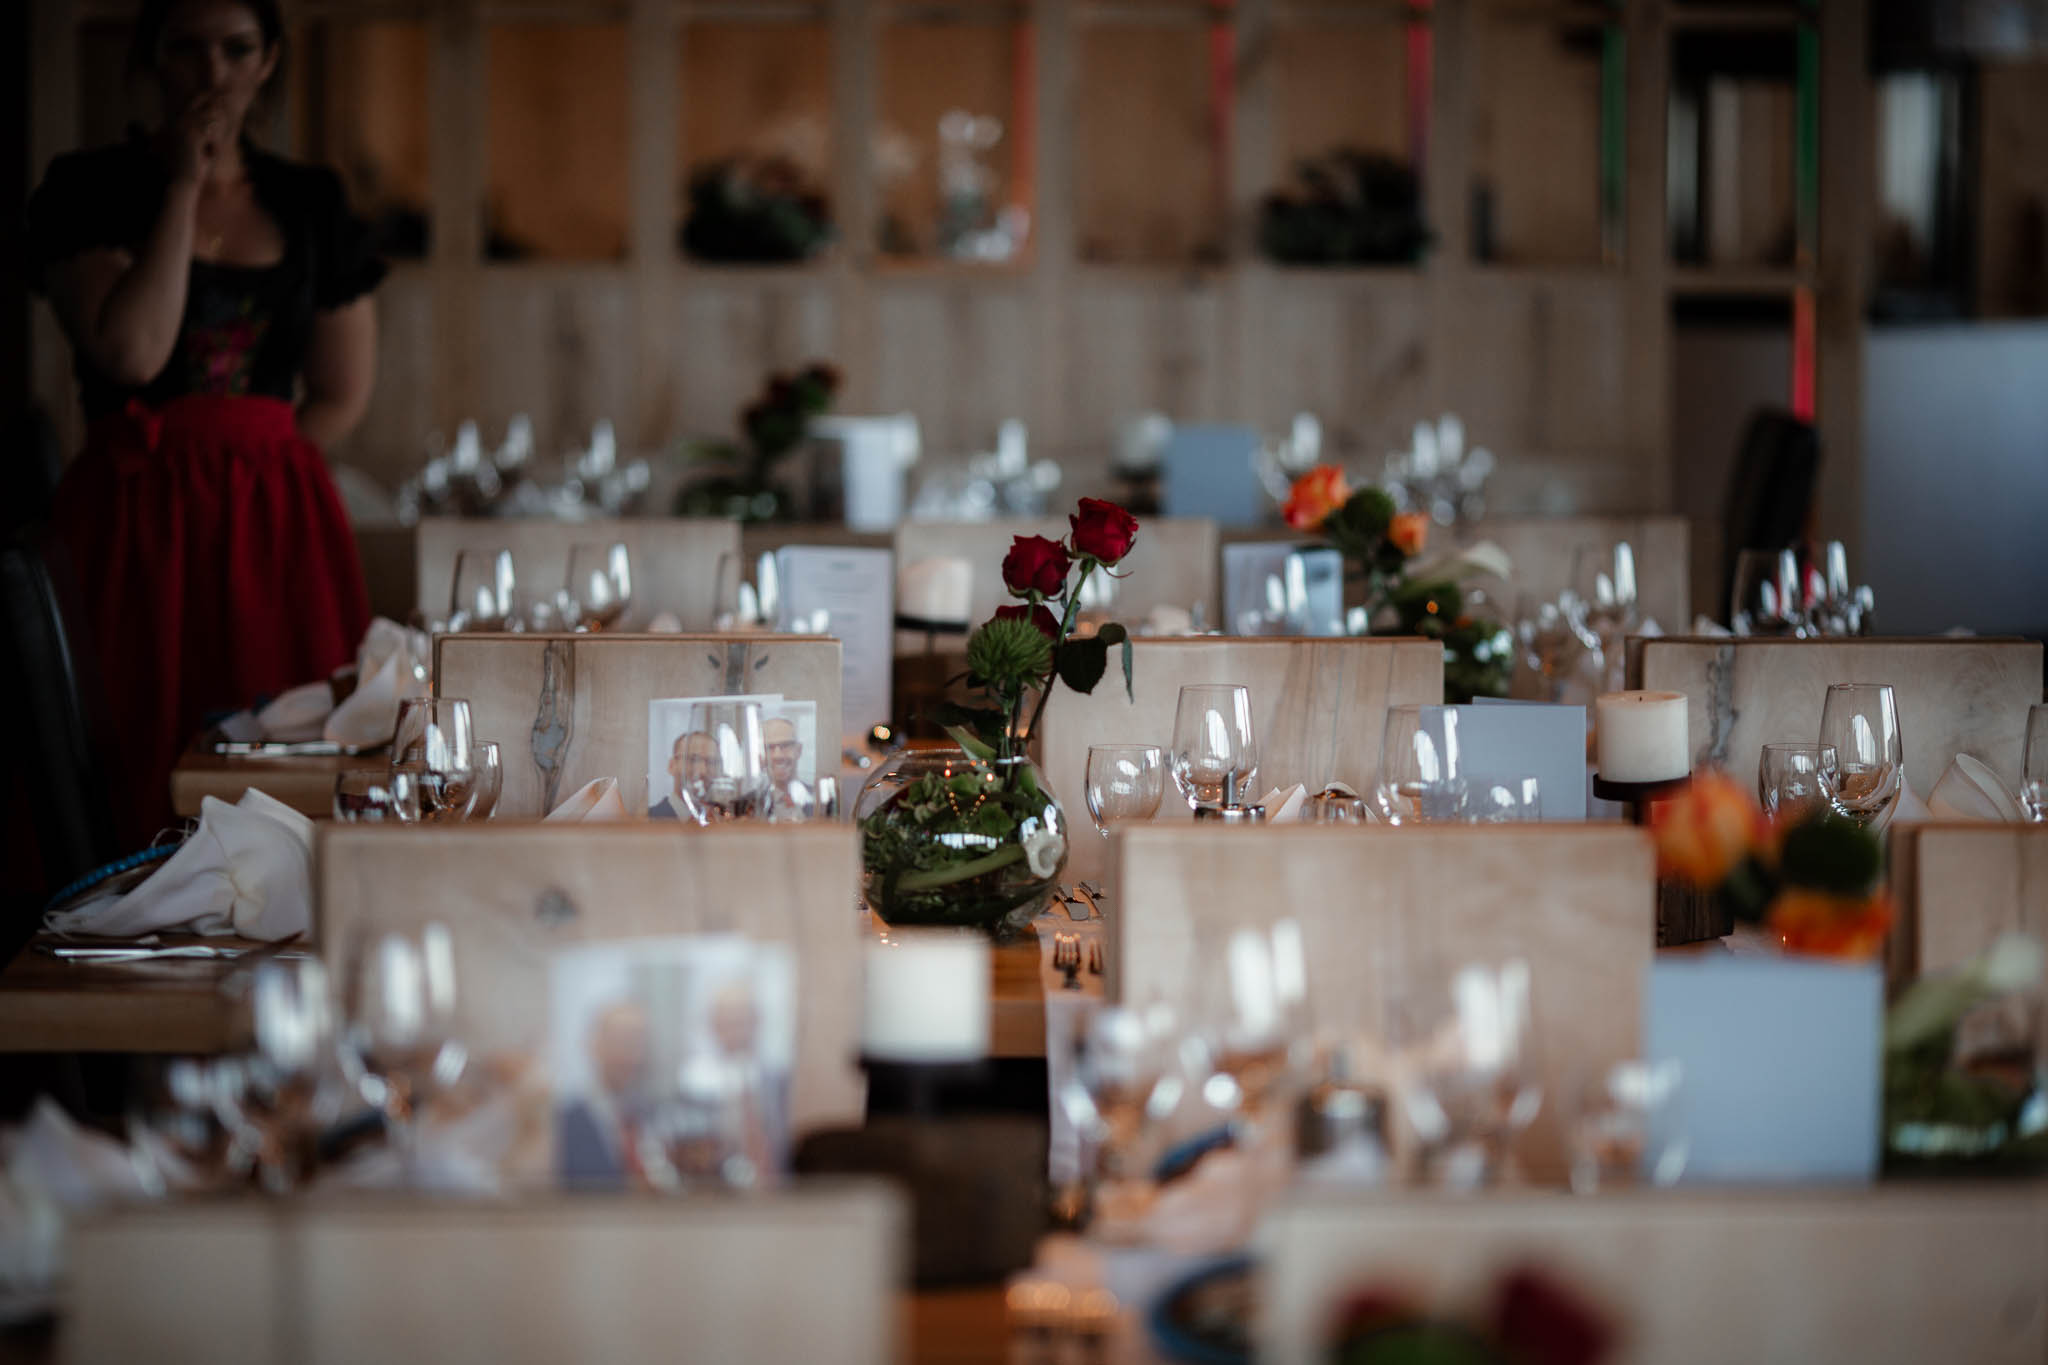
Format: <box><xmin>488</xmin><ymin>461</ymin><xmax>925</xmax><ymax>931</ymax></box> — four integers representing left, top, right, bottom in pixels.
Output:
<box><xmin>1002</xmin><ymin>534</ymin><xmax>1071</xmax><ymax>598</ymax></box>
<box><xmin>1068</xmin><ymin>498</ymin><xmax>1140</xmax><ymax>566</ymax></box>
<box><xmin>994</xmin><ymin>603</ymin><xmax>1061</xmax><ymax>640</ymax></box>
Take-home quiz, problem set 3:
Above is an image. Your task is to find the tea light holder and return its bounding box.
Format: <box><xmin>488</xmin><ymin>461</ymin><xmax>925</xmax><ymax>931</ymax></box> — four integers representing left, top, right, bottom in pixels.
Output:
<box><xmin>1590</xmin><ymin>692</ymin><xmax>1726</xmax><ymax>946</ymax></box>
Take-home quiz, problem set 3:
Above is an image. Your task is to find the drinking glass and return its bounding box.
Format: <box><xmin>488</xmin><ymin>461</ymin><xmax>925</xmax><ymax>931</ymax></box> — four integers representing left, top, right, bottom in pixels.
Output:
<box><xmin>1054</xmin><ymin>1004</ymin><xmax>1181</xmax><ymax>1238</ymax></box>
<box><xmin>679</xmin><ymin>701</ymin><xmax>769</xmax><ymax>823</ymax></box>
<box><xmin>1085</xmin><ymin>744</ymin><xmax>1166</xmax><ymax>837</ymax></box>
<box><xmin>391</xmin><ymin>697</ymin><xmax>478</xmax><ymax>822</ymax></box>
<box><xmin>448</xmin><ymin>548</ymin><xmax>516</xmax><ymax>632</ymax></box>
<box><xmin>1566</xmin><ymin>1059</ymin><xmax>1686</xmax><ymax>1193</ymax></box>
<box><xmin>1569</xmin><ymin>542</ymin><xmax>1637</xmax><ymax>635</ymax></box>
<box><xmin>562</xmin><ymin>541</ymin><xmax>633</xmax><ymax>631</ymax></box>
<box><xmin>219</xmin><ymin>957</ymin><xmax>346</xmax><ymax>1193</ymax></box>
<box><xmin>126</xmin><ymin>1056</ymin><xmax>248</xmax><ymax>1195</ymax></box>
<box><xmin>1730</xmin><ymin>548</ymin><xmax>1803</xmax><ymax>636</ymax></box>
<box><xmin>1757</xmin><ymin>742</ymin><xmax>1838</xmax><ymax>822</ymax></box>
<box><xmin>1192</xmin><ymin>920</ymin><xmax>1310</xmax><ymax>1131</ymax></box>
<box><xmin>766</xmin><ymin>775</ymin><xmax>840</xmax><ymax>823</ymax></box>
<box><xmin>1169</xmin><ymin>685</ymin><xmax>1257</xmax><ymax>810</ymax></box>
<box><xmin>334</xmin><ymin>767</ymin><xmax>420</xmax><ymax>822</ymax></box>
<box><xmin>1374</xmin><ymin>705</ymin><xmax>1465</xmax><ymax>824</ymax></box>
<box><xmin>2023</xmin><ymin>705</ymin><xmax>2048</xmax><ymax>822</ymax></box>
<box><xmin>341</xmin><ymin>921</ymin><xmax>465</xmax><ymax>1183</ymax></box>
<box><xmin>1394</xmin><ymin>959</ymin><xmax>1543</xmax><ymax>1190</ymax></box>
<box><xmin>466</xmin><ymin>741</ymin><xmax>503</xmax><ymax>820</ymax></box>
<box><xmin>1819</xmin><ymin>683</ymin><xmax>1904</xmax><ymax>831</ymax></box>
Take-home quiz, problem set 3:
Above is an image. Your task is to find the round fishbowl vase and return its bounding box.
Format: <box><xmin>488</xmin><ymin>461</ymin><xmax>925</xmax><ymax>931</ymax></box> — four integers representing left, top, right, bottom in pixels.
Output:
<box><xmin>855</xmin><ymin>747</ymin><xmax>1070</xmax><ymax>939</ymax></box>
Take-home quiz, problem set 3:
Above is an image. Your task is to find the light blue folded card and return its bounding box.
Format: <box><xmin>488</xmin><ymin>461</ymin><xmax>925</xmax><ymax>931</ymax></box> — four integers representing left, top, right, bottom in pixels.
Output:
<box><xmin>1160</xmin><ymin>425</ymin><xmax>1264</xmax><ymax>524</ymax></box>
<box><xmin>1645</xmin><ymin>956</ymin><xmax>1883</xmax><ymax>1184</ymax></box>
<box><xmin>1420</xmin><ymin>702</ymin><xmax>1587</xmax><ymax>820</ymax></box>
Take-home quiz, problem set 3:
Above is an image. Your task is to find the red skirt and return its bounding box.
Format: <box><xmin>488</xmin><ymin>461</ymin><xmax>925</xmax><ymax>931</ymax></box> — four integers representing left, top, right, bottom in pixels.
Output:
<box><xmin>49</xmin><ymin>395</ymin><xmax>369</xmax><ymax>847</ymax></box>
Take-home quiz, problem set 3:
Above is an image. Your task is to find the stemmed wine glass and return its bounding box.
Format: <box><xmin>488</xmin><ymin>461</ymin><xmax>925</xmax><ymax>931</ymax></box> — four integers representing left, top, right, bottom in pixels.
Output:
<box><xmin>334</xmin><ymin>767</ymin><xmax>421</xmax><ymax>822</ymax></box>
<box><xmin>340</xmin><ymin>920</ymin><xmax>465</xmax><ymax>1185</ymax></box>
<box><xmin>678</xmin><ymin>701</ymin><xmax>769</xmax><ymax>823</ymax></box>
<box><xmin>1394</xmin><ymin>958</ymin><xmax>1544</xmax><ymax>1189</ymax></box>
<box><xmin>1192</xmin><ymin>919</ymin><xmax>1310</xmax><ymax>1134</ymax></box>
<box><xmin>1375</xmin><ymin>705</ymin><xmax>1465</xmax><ymax>824</ymax></box>
<box><xmin>1085</xmin><ymin>744</ymin><xmax>1166</xmax><ymax>838</ymax></box>
<box><xmin>1757</xmin><ymin>742</ymin><xmax>1838</xmax><ymax>822</ymax></box>
<box><xmin>391</xmin><ymin>697</ymin><xmax>479</xmax><ymax>822</ymax></box>
<box><xmin>219</xmin><ymin>957</ymin><xmax>347</xmax><ymax>1193</ymax></box>
<box><xmin>448</xmin><ymin>548</ymin><xmax>516</xmax><ymax>633</ymax></box>
<box><xmin>467</xmin><ymin>741</ymin><xmax>504</xmax><ymax>820</ymax></box>
<box><xmin>2023</xmin><ymin>705</ymin><xmax>2048</xmax><ymax>822</ymax></box>
<box><xmin>561</xmin><ymin>542</ymin><xmax>633</xmax><ymax>631</ymax></box>
<box><xmin>1731</xmin><ymin>549</ymin><xmax>1804</xmax><ymax>636</ymax></box>
<box><xmin>1818</xmin><ymin>683</ymin><xmax>1904</xmax><ymax>831</ymax></box>
<box><xmin>1169</xmin><ymin>685</ymin><xmax>1257</xmax><ymax>811</ymax></box>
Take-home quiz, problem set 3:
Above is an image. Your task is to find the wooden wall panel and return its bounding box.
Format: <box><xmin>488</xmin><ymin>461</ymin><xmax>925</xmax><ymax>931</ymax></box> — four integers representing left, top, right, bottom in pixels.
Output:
<box><xmin>336</xmin><ymin>269</ymin><xmax>436</xmax><ymax>488</ymax></box>
<box><xmin>1063</xmin><ymin>275</ymin><xmax>1228</xmax><ymax>449</ymax></box>
<box><xmin>1247</xmin><ymin>274</ymin><xmax>1429</xmax><ymax>457</ymax></box>
<box><xmin>667</xmin><ymin>277</ymin><xmax>839</xmax><ymax>450</ymax></box>
<box><xmin>871</xmin><ymin>283</ymin><xmax>1035</xmax><ymax>457</ymax></box>
<box><xmin>1890</xmin><ymin>824</ymin><xmax>2048</xmax><ymax>986</ymax></box>
<box><xmin>475</xmin><ymin>270</ymin><xmax>638</xmax><ymax>461</ymax></box>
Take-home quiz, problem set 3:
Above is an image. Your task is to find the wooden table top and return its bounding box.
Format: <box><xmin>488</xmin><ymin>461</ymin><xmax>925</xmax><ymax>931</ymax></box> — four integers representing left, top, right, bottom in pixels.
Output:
<box><xmin>0</xmin><ymin>935</ymin><xmax>254</xmax><ymax>1054</ymax></box>
<box><xmin>169</xmin><ymin>741</ymin><xmax>355</xmax><ymax>819</ymax></box>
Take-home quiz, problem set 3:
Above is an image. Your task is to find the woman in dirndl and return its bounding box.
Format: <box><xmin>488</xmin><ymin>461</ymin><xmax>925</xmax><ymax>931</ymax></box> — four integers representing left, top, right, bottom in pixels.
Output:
<box><xmin>28</xmin><ymin>0</ymin><xmax>380</xmax><ymax>846</ymax></box>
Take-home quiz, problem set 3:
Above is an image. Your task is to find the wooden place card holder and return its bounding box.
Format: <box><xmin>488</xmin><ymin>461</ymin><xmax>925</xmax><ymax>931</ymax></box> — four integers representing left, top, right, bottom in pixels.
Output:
<box><xmin>1039</xmin><ymin>636</ymin><xmax>1443</xmax><ymax>891</ymax></box>
<box><xmin>67</xmin><ymin>1183</ymin><xmax>905</xmax><ymax>1365</ymax></box>
<box><xmin>1256</xmin><ymin>1185</ymin><xmax>2048</xmax><ymax>1365</ymax></box>
<box><xmin>1626</xmin><ymin>636</ymin><xmax>2042</xmax><ymax>796</ymax></box>
<box><xmin>1888</xmin><ymin>823</ymin><xmax>2048</xmax><ymax>988</ymax></box>
<box><xmin>316</xmin><ymin>823</ymin><xmax>866</xmax><ymax>1137</ymax></box>
<box><xmin>434</xmin><ymin>633</ymin><xmax>842</xmax><ymax>818</ymax></box>
<box><xmin>1109</xmin><ymin>823</ymin><xmax>1655</xmax><ymax>1184</ymax></box>
<box><xmin>891</xmin><ymin>516</ymin><xmax>1222</xmax><ymax>628</ymax></box>
<box><xmin>415</xmin><ymin>516</ymin><xmax>741</xmax><ymax>631</ymax></box>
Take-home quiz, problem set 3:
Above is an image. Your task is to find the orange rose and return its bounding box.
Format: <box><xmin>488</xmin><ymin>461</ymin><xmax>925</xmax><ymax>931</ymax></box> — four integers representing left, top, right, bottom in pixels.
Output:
<box><xmin>1388</xmin><ymin>511</ymin><xmax>1430</xmax><ymax>558</ymax></box>
<box><xmin>1282</xmin><ymin>466</ymin><xmax>1351</xmax><ymax>532</ymax></box>
<box><xmin>1648</xmin><ymin>771</ymin><xmax>1768</xmax><ymax>887</ymax></box>
<box><xmin>1769</xmin><ymin>888</ymin><xmax>1894</xmax><ymax>959</ymax></box>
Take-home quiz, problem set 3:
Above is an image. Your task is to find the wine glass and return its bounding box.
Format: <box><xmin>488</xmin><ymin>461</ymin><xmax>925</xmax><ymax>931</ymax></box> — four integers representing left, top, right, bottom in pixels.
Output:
<box><xmin>1819</xmin><ymin>683</ymin><xmax>1904</xmax><ymax>831</ymax></box>
<box><xmin>391</xmin><ymin>697</ymin><xmax>478</xmax><ymax>822</ymax></box>
<box><xmin>1169</xmin><ymin>684</ymin><xmax>1257</xmax><ymax>810</ymax></box>
<box><xmin>2023</xmin><ymin>705</ymin><xmax>2048</xmax><ymax>822</ymax></box>
<box><xmin>448</xmin><ymin>548</ymin><xmax>516</xmax><ymax>633</ymax></box>
<box><xmin>1730</xmin><ymin>548</ymin><xmax>1803</xmax><ymax>636</ymax></box>
<box><xmin>1054</xmin><ymin>1004</ymin><xmax>1180</xmax><ymax>1239</ymax></box>
<box><xmin>1374</xmin><ymin>705</ymin><xmax>1465</xmax><ymax>824</ymax></box>
<box><xmin>1394</xmin><ymin>958</ymin><xmax>1544</xmax><ymax>1190</ymax></box>
<box><xmin>679</xmin><ymin>701</ymin><xmax>769</xmax><ymax>823</ymax></box>
<box><xmin>1565</xmin><ymin>1059</ymin><xmax>1687</xmax><ymax>1193</ymax></box>
<box><xmin>126</xmin><ymin>1056</ymin><xmax>248</xmax><ymax>1195</ymax></box>
<box><xmin>334</xmin><ymin>766</ymin><xmax>420</xmax><ymax>822</ymax></box>
<box><xmin>219</xmin><ymin>957</ymin><xmax>347</xmax><ymax>1193</ymax></box>
<box><xmin>1085</xmin><ymin>744</ymin><xmax>1166</xmax><ymax>838</ymax></box>
<box><xmin>1192</xmin><ymin>920</ymin><xmax>1309</xmax><ymax>1133</ymax></box>
<box><xmin>467</xmin><ymin>741</ymin><xmax>503</xmax><ymax>820</ymax></box>
<box><xmin>340</xmin><ymin>920</ymin><xmax>465</xmax><ymax>1184</ymax></box>
<box><xmin>1465</xmin><ymin>775</ymin><xmax>1540</xmax><ymax>823</ymax></box>
<box><xmin>562</xmin><ymin>541</ymin><xmax>633</xmax><ymax>631</ymax></box>
<box><xmin>766</xmin><ymin>774</ymin><xmax>840</xmax><ymax>823</ymax></box>
<box><xmin>1757</xmin><ymin>742</ymin><xmax>1838</xmax><ymax>822</ymax></box>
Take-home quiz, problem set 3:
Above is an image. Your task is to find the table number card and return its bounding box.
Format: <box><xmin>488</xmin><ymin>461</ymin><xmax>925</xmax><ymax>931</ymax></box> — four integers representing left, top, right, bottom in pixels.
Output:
<box><xmin>1438</xmin><ymin>701</ymin><xmax>1588</xmax><ymax>820</ymax></box>
<box><xmin>776</xmin><ymin>546</ymin><xmax>894</xmax><ymax>746</ymax></box>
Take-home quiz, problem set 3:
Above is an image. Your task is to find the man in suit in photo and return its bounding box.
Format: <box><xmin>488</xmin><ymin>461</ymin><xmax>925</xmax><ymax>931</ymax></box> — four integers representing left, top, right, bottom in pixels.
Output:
<box><xmin>558</xmin><ymin>999</ymin><xmax>651</xmax><ymax>1188</ymax></box>
<box><xmin>650</xmin><ymin>729</ymin><xmax>717</xmax><ymax>820</ymax></box>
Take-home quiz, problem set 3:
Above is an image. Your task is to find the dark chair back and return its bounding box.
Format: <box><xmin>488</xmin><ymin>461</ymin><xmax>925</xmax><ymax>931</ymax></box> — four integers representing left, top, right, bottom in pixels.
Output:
<box><xmin>1</xmin><ymin>534</ymin><xmax>119</xmax><ymax>903</ymax></box>
<box><xmin>1720</xmin><ymin>408</ymin><xmax>1820</xmax><ymax>621</ymax></box>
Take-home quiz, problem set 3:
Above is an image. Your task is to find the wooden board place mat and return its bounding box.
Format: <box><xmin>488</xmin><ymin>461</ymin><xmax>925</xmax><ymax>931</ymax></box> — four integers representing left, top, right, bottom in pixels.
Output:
<box><xmin>434</xmin><ymin>633</ymin><xmax>842</xmax><ymax>819</ymax></box>
<box><xmin>170</xmin><ymin>736</ymin><xmax>357</xmax><ymax>818</ymax></box>
<box><xmin>1889</xmin><ymin>822</ymin><xmax>2048</xmax><ymax>988</ymax></box>
<box><xmin>67</xmin><ymin>1183</ymin><xmax>905</xmax><ymax>1365</ymax></box>
<box><xmin>414</xmin><ymin>516</ymin><xmax>741</xmax><ymax>632</ymax></box>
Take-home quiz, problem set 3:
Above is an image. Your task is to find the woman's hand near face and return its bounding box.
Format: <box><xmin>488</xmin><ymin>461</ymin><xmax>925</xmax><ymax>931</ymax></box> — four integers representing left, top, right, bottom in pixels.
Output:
<box><xmin>169</xmin><ymin>92</ymin><xmax>228</xmax><ymax>186</ymax></box>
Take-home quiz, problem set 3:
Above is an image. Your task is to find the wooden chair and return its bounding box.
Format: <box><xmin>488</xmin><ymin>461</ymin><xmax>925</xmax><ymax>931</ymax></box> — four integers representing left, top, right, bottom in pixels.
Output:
<box><xmin>1037</xmin><ymin>637</ymin><xmax>1442</xmax><ymax>888</ymax></box>
<box><xmin>1459</xmin><ymin>514</ymin><xmax>1691</xmax><ymax>630</ymax></box>
<box><xmin>1257</xmin><ymin>1185</ymin><xmax>2048</xmax><ymax>1365</ymax></box>
<box><xmin>415</xmin><ymin>516</ymin><xmax>741</xmax><ymax>631</ymax></box>
<box><xmin>1627</xmin><ymin>636</ymin><xmax>2042</xmax><ymax>796</ymax></box>
<box><xmin>67</xmin><ymin>1183</ymin><xmax>904</xmax><ymax>1365</ymax></box>
<box><xmin>317</xmin><ymin>823</ymin><xmax>865</xmax><ymax>1139</ymax></box>
<box><xmin>1888</xmin><ymin>823</ymin><xmax>2048</xmax><ymax>987</ymax></box>
<box><xmin>891</xmin><ymin>516</ymin><xmax>1221</xmax><ymax>629</ymax></box>
<box><xmin>434</xmin><ymin>633</ymin><xmax>842</xmax><ymax>818</ymax></box>
<box><xmin>1109</xmin><ymin>823</ymin><xmax>1655</xmax><ymax>1184</ymax></box>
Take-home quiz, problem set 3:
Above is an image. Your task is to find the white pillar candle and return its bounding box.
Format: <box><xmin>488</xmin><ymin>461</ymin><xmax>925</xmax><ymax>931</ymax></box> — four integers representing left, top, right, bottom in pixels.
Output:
<box><xmin>861</xmin><ymin>931</ymin><xmax>990</xmax><ymax>1063</ymax></box>
<box><xmin>897</xmin><ymin>557</ymin><xmax>973</xmax><ymax>626</ymax></box>
<box><xmin>1595</xmin><ymin>690</ymin><xmax>1691</xmax><ymax>783</ymax></box>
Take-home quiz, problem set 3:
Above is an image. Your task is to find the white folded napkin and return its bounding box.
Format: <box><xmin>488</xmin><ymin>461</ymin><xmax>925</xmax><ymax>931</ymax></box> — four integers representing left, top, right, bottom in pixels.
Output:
<box><xmin>1928</xmin><ymin>755</ymin><xmax>2024</xmax><ymax>822</ymax></box>
<box><xmin>45</xmin><ymin>789</ymin><xmax>313</xmax><ymax>941</ymax></box>
<box><xmin>545</xmin><ymin>778</ymin><xmax>629</xmax><ymax>822</ymax></box>
<box><xmin>325</xmin><ymin>648</ymin><xmax>403</xmax><ymax>748</ymax></box>
<box><xmin>1258</xmin><ymin>784</ymin><xmax>1309</xmax><ymax>822</ymax></box>
<box><xmin>1892</xmin><ymin>777</ymin><xmax>1933</xmax><ymax>826</ymax></box>
<box><xmin>645</xmin><ymin>611</ymin><xmax>684</xmax><ymax>633</ymax></box>
<box><xmin>256</xmin><ymin>680</ymin><xmax>333</xmax><ymax>741</ymax></box>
